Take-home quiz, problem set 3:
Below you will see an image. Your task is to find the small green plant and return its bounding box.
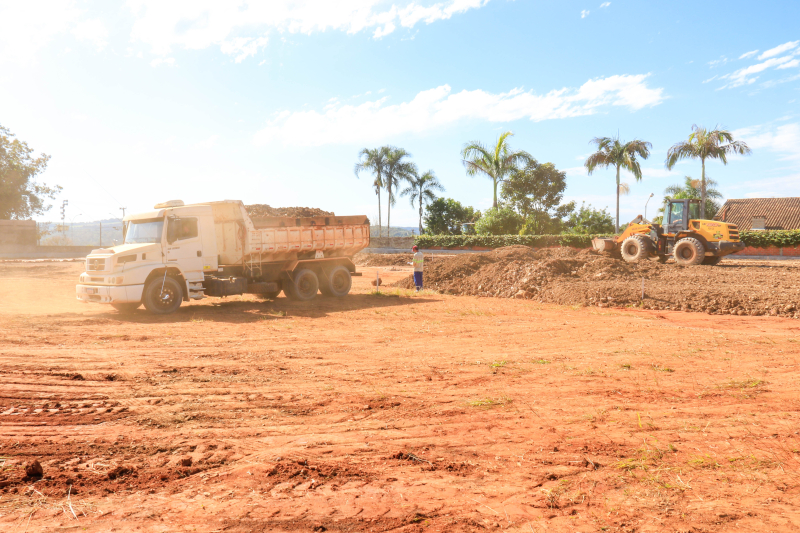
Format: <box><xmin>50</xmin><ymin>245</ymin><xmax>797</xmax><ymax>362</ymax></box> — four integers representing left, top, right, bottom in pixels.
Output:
<box><xmin>468</xmin><ymin>396</ymin><xmax>512</xmax><ymax>409</ymax></box>
<box><xmin>533</xmin><ymin>359</ymin><xmax>551</xmax><ymax>364</ymax></box>
<box><xmin>688</xmin><ymin>454</ymin><xmax>720</xmax><ymax>469</ymax></box>
<box><xmin>651</xmin><ymin>364</ymin><xmax>674</xmax><ymax>373</ymax></box>
<box><xmin>619</xmin><ymin>363</ymin><xmax>632</xmax><ymax>370</ymax></box>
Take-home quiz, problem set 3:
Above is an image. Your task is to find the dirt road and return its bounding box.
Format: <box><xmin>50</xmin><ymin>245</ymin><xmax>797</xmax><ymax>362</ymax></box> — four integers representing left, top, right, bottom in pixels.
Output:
<box><xmin>1</xmin><ymin>261</ymin><xmax>799</xmax><ymax>532</ymax></box>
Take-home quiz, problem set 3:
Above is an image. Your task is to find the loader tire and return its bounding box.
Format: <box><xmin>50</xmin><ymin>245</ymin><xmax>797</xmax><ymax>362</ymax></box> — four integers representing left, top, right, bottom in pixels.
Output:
<box><xmin>285</xmin><ymin>269</ymin><xmax>319</xmax><ymax>301</ymax></box>
<box><xmin>702</xmin><ymin>256</ymin><xmax>723</xmax><ymax>266</ymax></box>
<box><xmin>620</xmin><ymin>235</ymin><xmax>653</xmax><ymax>263</ymax></box>
<box><xmin>674</xmin><ymin>238</ymin><xmax>705</xmax><ymax>266</ymax></box>
<box><xmin>142</xmin><ymin>277</ymin><xmax>183</xmax><ymax>314</ymax></box>
<box><xmin>319</xmin><ymin>266</ymin><xmax>352</xmax><ymax>297</ymax></box>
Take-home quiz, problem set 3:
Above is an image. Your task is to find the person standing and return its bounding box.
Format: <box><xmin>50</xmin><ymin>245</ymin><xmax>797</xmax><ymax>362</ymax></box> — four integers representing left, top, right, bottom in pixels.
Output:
<box><xmin>411</xmin><ymin>245</ymin><xmax>424</xmax><ymax>291</ymax></box>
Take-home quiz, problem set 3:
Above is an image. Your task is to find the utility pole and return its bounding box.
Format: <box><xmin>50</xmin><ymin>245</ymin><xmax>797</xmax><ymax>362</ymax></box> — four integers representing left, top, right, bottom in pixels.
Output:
<box><xmin>60</xmin><ymin>200</ymin><xmax>68</xmax><ymax>234</ymax></box>
<box><xmin>99</xmin><ymin>222</ymin><xmax>102</xmax><ymax>247</ymax></box>
<box><xmin>120</xmin><ymin>207</ymin><xmax>127</xmax><ymax>218</ymax></box>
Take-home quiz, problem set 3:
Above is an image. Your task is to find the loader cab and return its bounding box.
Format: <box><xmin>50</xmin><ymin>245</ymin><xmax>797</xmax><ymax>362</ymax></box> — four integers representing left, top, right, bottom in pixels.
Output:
<box><xmin>665</xmin><ymin>199</ymin><xmax>700</xmax><ymax>234</ymax></box>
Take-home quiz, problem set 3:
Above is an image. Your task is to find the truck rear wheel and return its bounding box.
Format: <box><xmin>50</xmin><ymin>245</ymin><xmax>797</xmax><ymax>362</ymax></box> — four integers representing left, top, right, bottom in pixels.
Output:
<box><xmin>285</xmin><ymin>269</ymin><xmax>319</xmax><ymax>301</ymax></box>
<box><xmin>142</xmin><ymin>276</ymin><xmax>183</xmax><ymax>314</ymax></box>
<box><xmin>674</xmin><ymin>238</ymin><xmax>705</xmax><ymax>266</ymax></box>
<box><xmin>320</xmin><ymin>266</ymin><xmax>352</xmax><ymax>297</ymax></box>
<box><xmin>111</xmin><ymin>302</ymin><xmax>140</xmax><ymax>313</ymax></box>
<box><xmin>620</xmin><ymin>235</ymin><xmax>652</xmax><ymax>263</ymax></box>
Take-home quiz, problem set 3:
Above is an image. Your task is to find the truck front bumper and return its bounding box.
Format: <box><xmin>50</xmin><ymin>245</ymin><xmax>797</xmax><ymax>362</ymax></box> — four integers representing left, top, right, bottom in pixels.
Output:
<box><xmin>76</xmin><ymin>284</ymin><xmax>144</xmax><ymax>304</ymax></box>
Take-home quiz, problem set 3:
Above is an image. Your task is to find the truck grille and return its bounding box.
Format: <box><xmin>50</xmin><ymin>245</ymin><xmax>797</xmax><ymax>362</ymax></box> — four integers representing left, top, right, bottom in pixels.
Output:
<box><xmin>86</xmin><ymin>257</ymin><xmax>106</xmax><ymax>271</ymax></box>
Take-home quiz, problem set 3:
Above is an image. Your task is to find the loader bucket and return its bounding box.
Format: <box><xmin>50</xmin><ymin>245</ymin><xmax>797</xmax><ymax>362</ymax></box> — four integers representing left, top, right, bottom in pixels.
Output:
<box><xmin>592</xmin><ymin>238</ymin><xmax>616</xmax><ymax>253</ymax></box>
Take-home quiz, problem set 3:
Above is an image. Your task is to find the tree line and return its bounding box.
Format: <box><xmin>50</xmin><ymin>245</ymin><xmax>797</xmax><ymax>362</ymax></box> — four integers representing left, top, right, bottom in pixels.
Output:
<box><xmin>357</xmin><ymin>125</ymin><xmax>752</xmax><ymax>237</ymax></box>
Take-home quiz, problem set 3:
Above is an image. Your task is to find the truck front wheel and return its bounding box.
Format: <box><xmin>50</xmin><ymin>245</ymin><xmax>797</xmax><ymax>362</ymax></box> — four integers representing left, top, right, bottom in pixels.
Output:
<box><xmin>320</xmin><ymin>266</ymin><xmax>352</xmax><ymax>297</ymax></box>
<box><xmin>142</xmin><ymin>276</ymin><xmax>183</xmax><ymax>314</ymax></box>
<box><xmin>285</xmin><ymin>269</ymin><xmax>319</xmax><ymax>301</ymax></box>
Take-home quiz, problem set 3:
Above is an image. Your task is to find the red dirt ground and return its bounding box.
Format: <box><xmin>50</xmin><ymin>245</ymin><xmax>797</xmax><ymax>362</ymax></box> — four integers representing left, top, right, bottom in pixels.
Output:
<box><xmin>1</xmin><ymin>260</ymin><xmax>799</xmax><ymax>532</ymax></box>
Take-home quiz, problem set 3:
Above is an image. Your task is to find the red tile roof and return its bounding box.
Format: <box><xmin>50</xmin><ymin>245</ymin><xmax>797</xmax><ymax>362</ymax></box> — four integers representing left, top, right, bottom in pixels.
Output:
<box><xmin>715</xmin><ymin>198</ymin><xmax>800</xmax><ymax>230</ymax></box>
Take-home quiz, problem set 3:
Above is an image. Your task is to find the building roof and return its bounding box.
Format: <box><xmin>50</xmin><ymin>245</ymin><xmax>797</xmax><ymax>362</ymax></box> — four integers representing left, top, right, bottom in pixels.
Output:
<box><xmin>714</xmin><ymin>198</ymin><xmax>800</xmax><ymax>230</ymax></box>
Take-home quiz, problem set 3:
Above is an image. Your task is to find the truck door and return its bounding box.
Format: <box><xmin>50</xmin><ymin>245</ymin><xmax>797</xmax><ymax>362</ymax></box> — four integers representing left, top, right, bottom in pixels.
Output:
<box><xmin>166</xmin><ymin>216</ymin><xmax>204</xmax><ymax>281</ymax></box>
<box><xmin>666</xmin><ymin>201</ymin><xmax>686</xmax><ymax>234</ymax></box>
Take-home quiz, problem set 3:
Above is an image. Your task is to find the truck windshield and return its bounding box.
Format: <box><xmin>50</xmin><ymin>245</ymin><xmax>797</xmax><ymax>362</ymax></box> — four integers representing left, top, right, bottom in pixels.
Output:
<box><xmin>124</xmin><ymin>219</ymin><xmax>164</xmax><ymax>244</ymax></box>
<box><xmin>689</xmin><ymin>202</ymin><xmax>701</xmax><ymax>220</ymax></box>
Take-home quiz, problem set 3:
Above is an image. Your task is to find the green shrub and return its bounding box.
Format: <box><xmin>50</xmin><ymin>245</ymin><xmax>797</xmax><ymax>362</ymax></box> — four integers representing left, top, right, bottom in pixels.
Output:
<box><xmin>413</xmin><ymin>234</ymin><xmax>612</xmax><ymax>249</ymax></box>
<box><xmin>739</xmin><ymin>230</ymin><xmax>800</xmax><ymax>248</ymax></box>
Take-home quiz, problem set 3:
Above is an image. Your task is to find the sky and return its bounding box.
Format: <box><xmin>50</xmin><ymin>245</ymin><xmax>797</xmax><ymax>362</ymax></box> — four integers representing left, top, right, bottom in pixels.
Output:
<box><xmin>1</xmin><ymin>0</ymin><xmax>799</xmax><ymax>228</ymax></box>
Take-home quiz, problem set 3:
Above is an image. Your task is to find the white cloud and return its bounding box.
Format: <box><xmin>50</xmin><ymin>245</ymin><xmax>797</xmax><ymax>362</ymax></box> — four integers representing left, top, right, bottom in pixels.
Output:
<box><xmin>739</xmin><ymin>49</ymin><xmax>758</xmax><ymax>59</ymax></box>
<box><xmin>719</xmin><ymin>55</ymin><xmax>796</xmax><ymax>88</ymax></box>
<box><xmin>150</xmin><ymin>57</ymin><xmax>175</xmax><ymax>67</ymax></box>
<box><xmin>777</xmin><ymin>59</ymin><xmax>800</xmax><ymax>70</ymax></box>
<box><xmin>641</xmin><ymin>167</ymin><xmax>679</xmax><ymax>179</ymax></box>
<box><xmin>758</xmin><ymin>41</ymin><xmax>799</xmax><ymax>60</ymax></box>
<box><xmin>195</xmin><ymin>135</ymin><xmax>220</xmax><ymax>149</ymax></box>
<box><xmin>581</xmin><ymin>9</ymin><xmax>590</xmax><ymax>18</ymax></box>
<box><xmin>599</xmin><ymin>2</ymin><xmax>611</xmax><ymax>7</ymax></box>
<box><xmin>254</xmin><ymin>74</ymin><xmax>665</xmax><ymax>146</ymax></box>
<box><xmin>72</xmin><ymin>18</ymin><xmax>109</xmax><ymax>51</ymax></box>
<box><xmin>0</xmin><ymin>1</ymin><xmax>80</xmax><ymax>63</ymax></box>
<box><xmin>733</xmin><ymin>122</ymin><xmax>800</xmax><ymax>161</ymax></box>
<box><xmin>708</xmin><ymin>56</ymin><xmax>728</xmax><ymax>68</ymax></box>
<box><xmin>126</xmin><ymin>0</ymin><xmax>489</xmax><ymax>60</ymax></box>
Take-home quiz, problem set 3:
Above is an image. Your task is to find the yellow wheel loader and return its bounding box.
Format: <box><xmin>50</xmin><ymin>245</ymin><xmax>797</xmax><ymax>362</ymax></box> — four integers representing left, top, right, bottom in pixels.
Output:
<box><xmin>591</xmin><ymin>199</ymin><xmax>744</xmax><ymax>266</ymax></box>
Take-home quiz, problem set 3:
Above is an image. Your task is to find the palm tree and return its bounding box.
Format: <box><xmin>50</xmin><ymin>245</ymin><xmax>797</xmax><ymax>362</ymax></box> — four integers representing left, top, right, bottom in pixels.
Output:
<box><xmin>354</xmin><ymin>147</ymin><xmax>389</xmax><ymax>237</ymax></box>
<box><xmin>461</xmin><ymin>131</ymin><xmax>534</xmax><ymax>209</ymax></box>
<box><xmin>665</xmin><ymin>125</ymin><xmax>751</xmax><ymax>219</ymax></box>
<box><xmin>584</xmin><ymin>136</ymin><xmax>652</xmax><ymax>232</ymax></box>
<box><xmin>402</xmin><ymin>170</ymin><xmax>444</xmax><ymax>234</ymax></box>
<box><xmin>383</xmin><ymin>147</ymin><xmax>417</xmax><ymax>238</ymax></box>
<box><xmin>662</xmin><ymin>176</ymin><xmax>724</xmax><ymax>219</ymax></box>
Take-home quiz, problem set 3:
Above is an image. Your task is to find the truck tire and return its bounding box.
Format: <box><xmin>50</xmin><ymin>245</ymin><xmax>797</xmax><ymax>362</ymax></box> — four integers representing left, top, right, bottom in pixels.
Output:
<box><xmin>142</xmin><ymin>276</ymin><xmax>183</xmax><ymax>314</ymax></box>
<box><xmin>702</xmin><ymin>256</ymin><xmax>722</xmax><ymax>266</ymax></box>
<box><xmin>111</xmin><ymin>302</ymin><xmax>140</xmax><ymax>313</ymax></box>
<box><xmin>320</xmin><ymin>265</ymin><xmax>352</xmax><ymax>297</ymax></box>
<box><xmin>674</xmin><ymin>237</ymin><xmax>705</xmax><ymax>266</ymax></box>
<box><xmin>620</xmin><ymin>235</ymin><xmax>652</xmax><ymax>263</ymax></box>
<box><xmin>285</xmin><ymin>269</ymin><xmax>319</xmax><ymax>301</ymax></box>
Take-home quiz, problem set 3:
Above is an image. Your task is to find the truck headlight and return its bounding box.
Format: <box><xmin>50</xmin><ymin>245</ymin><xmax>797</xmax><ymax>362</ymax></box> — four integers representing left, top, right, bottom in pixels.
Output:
<box><xmin>111</xmin><ymin>276</ymin><xmax>124</xmax><ymax>284</ymax></box>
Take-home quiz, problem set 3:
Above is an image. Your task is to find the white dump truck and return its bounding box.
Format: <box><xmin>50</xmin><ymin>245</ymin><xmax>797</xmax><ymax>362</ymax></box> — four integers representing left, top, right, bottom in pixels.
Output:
<box><xmin>76</xmin><ymin>200</ymin><xmax>370</xmax><ymax>314</ymax></box>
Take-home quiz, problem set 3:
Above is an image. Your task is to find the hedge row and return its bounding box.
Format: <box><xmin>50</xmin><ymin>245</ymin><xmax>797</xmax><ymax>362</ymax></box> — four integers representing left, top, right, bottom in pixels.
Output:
<box><xmin>413</xmin><ymin>234</ymin><xmax>612</xmax><ymax>249</ymax></box>
<box><xmin>414</xmin><ymin>230</ymin><xmax>800</xmax><ymax>250</ymax></box>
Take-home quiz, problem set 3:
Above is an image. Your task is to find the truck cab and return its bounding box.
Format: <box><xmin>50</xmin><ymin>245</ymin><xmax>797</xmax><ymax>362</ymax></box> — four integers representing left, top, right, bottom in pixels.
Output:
<box><xmin>76</xmin><ymin>202</ymin><xmax>218</xmax><ymax>313</ymax></box>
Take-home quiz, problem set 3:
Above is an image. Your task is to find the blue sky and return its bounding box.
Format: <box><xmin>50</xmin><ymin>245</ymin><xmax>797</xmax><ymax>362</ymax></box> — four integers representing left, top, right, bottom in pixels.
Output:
<box><xmin>1</xmin><ymin>0</ymin><xmax>799</xmax><ymax>227</ymax></box>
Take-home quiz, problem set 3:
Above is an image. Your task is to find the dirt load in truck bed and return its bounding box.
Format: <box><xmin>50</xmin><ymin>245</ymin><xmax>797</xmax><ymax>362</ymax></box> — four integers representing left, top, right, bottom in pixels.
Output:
<box><xmin>245</xmin><ymin>204</ymin><xmax>334</xmax><ymax>218</ymax></box>
<box><xmin>391</xmin><ymin>245</ymin><xmax>800</xmax><ymax>318</ymax></box>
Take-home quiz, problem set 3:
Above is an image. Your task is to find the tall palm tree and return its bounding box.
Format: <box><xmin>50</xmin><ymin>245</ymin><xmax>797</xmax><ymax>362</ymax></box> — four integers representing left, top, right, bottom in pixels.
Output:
<box><xmin>383</xmin><ymin>147</ymin><xmax>417</xmax><ymax>238</ymax></box>
<box><xmin>662</xmin><ymin>176</ymin><xmax>724</xmax><ymax>219</ymax></box>
<box><xmin>354</xmin><ymin>146</ymin><xmax>389</xmax><ymax>237</ymax></box>
<box><xmin>461</xmin><ymin>131</ymin><xmax>534</xmax><ymax>208</ymax></box>
<box><xmin>584</xmin><ymin>136</ymin><xmax>652</xmax><ymax>232</ymax></box>
<box><xmin>665</xmin><ymin>125</ymin><xmax>751</xmax><ymax>219</ymax></box>
<box><xmin>402</xmin><ymin>170</ymin><xmax>444</xmax><ymax>234</ymax></box>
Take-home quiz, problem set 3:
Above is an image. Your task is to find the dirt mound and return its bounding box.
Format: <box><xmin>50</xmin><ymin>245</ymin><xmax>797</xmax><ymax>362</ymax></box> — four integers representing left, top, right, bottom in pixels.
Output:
<box><xmin>391</xmin><ymin>246</ymin><xmax>800</xmax><ymax>317</ymax></box>
<box><xmin>245</xmin><ymin>204</ymin><xmax>334</xmax><ymax>218</ymax></box>
<box><xmin>353</xmin><ymin>252</ymin><xmax>452</xmax><ymax>267</ymax></box>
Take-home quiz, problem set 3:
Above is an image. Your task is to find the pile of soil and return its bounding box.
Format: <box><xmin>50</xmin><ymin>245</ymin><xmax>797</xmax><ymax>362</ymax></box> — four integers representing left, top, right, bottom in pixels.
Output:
<box><xmin>353</xmin><ymin>253</ymin><xmax>451</xmax><ymax>268</ymax></box>
<box><xmin>245</xmin><ymin>204</ymin><xmax>334</xmax><ymax>218</ymax></box>
<box><xmin>391</xmin><ymin>246</ymin><xmax>800</xmax><ymax>317</ymax></box>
